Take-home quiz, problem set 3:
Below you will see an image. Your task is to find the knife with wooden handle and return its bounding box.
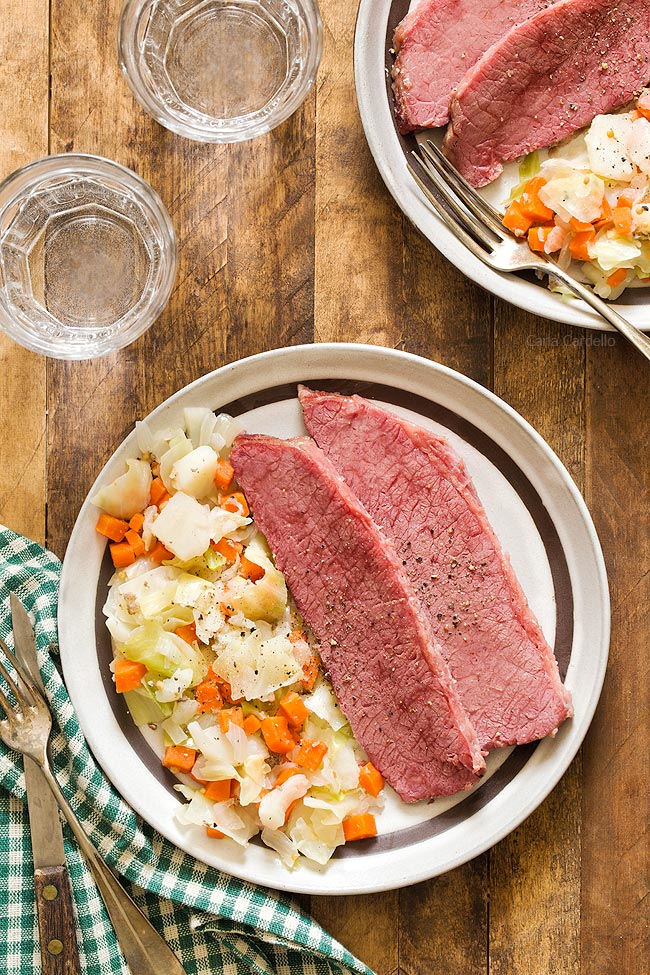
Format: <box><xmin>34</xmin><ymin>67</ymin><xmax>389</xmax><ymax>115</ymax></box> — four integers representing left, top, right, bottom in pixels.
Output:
<box><xmin>10</xmin><ymin>594</ymin><xmax>81</xmax><ymax>975</ymax></box>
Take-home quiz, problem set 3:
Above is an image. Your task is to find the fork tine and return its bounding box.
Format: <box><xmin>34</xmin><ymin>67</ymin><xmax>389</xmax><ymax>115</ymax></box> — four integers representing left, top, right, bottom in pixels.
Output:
<box><xmin>0</xmin><ymin>634</ymin><xmax>38</xmax><ymax>709</ymax></box>
<box><xmin>419</xmin><ymin>139</ymin><xmax>506</xmax><ymax>232</ymax></box>
<box><xmin>410</xmin><ymin>149</ymin><xmax>498</xmax><ymax>252</ymax></box>
<box><xmin>407</xmin><ymin>157</ymin><xmax>496</xmax><ymax>268</ymax></box>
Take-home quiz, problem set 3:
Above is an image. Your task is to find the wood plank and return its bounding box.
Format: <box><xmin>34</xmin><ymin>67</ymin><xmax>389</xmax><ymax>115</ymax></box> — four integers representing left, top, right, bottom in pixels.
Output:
<box><xmin>46</xmin><ymin>0</ymin><xmax>316</xmax><ymax>559</ymax></box>
<box><xmin>490</xmin><ymin>301</ymin><xmax>584</xmax><ymax>975</ymax></box>
<box><xmin>311</xmin><ymin>4</ymin><xmax>492</xmax><ymax>973</ymax></box>
<box><xmin>0</xmin><ymin>1</ymin><xmax>49</xmax><ymax>545</ymax></box>
<box><xmin>582</xmin><ymin>338</ymin><xmax>650</xmax><ymax>975</ymax></box>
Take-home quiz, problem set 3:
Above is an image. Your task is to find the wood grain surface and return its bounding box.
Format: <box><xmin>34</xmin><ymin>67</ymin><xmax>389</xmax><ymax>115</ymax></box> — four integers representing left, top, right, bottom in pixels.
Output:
<box><xmin>0</xmin><ymin>1</ymin><xmax>647</xmax><ymax>973</ymax></box>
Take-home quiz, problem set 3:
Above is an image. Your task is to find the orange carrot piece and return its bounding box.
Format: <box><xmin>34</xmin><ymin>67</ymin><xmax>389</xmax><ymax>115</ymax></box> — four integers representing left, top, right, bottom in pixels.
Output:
<box><xmin>261</xmin><ymin>715</ymin><xmax>296</xmax><ymax>755</ymax></box>
<box><xmin>109</xmin><ymin>541</ymin><xmax>136</xmax><ymax>569</ymax></box>
<box><xmin>125</xmin><ymin>528</ymin><xmax>146</xmax><ymax>557</ymax></box>
<box><xmin>194</xmin><ymin>675</ymin><xmax>223</xmax><ymax>713</ymax></box>
<box><xmin>212</xmin><ymin>537</ymin><xmax>243</xmax><ymax>563</ymax></box>
<box><xmin>213</xmin><ymin>675</ymin><xmax>243</xmax><ymax>705</ymax></box>
<box><xmin>206</xmin><ymin>826</ymin><xmax>226</xmax><ymax>838</ymax></box>
<box><xmin>342</xmin><ymin>813</ymin><xmax>377</xmax><ymax>842</ymax></box>
<box><xmin>606</xmin><ymin>268</ymin><xmax>628</xmax><ymax>289</ymax></box>
<box><xmin>527</xmin><ymin>225</ymin><xmax>553</xmax><ymax>253</ymax></box>
<box><xmin>568</xmin><ymin>217</ymin><xmax>594</xmax><ymax>233</ymax></box>
<box><xmin>274</xmin><ymin>766</ymin><xmax>301</xmax><ymax>788</ymax></box>
<box><xmin>175</xmin><ymin>622</ymin><xmax>198</xmax><ymax>645</ymax></box>
<box><xmin>203</xmin><ymin>779</ymin><xmax>234</xmax><ymax>802</ymax></box>
<box><xmin>219</xmin><ymin>492</ymin><xmax>250</xmax><ymax>517</ymax></box>
<box><xmin>299</xmin><ymin>655</ymin><xmax>320</xmax><ymax>692</ymax></box>
<box><xmin>502</xmin><ymin>200</ymin><xmax>534</xmax><ymax>237</ymax></box>
<box><xmin>358</xmin><ymin>761</ymin><xmax>385</xmax><ymax>798</ymax></box>
<box><xmin>96</xmin><ymin>513</ymin><xmax>130</xmax><ymax>543</ymax></box>
<box><xmin>279</xmin><ymin>691</ymin><xmax>309</xmax><ymax>729</ymax></box>
<box><xmin>612</xmin><ymin>206</ymin><xmax>633</xmax><ymax>235</ymax></box>
<box><xmin>214</xmin><ymin>458</ymin><xmax>235</xmax><ymax>492</ymax></box>
<box><xmin>150</xmin><ymin>476</ymin><xmax>168</xmax><ymax>506</ymax></box>
<box><xmin>129</xmin><ymin>512</ymin><xmax>145</xmax><ymax>533</ymax></box>
<box><xmin>113</xmin><ymin>658</ymin><xmax>147</xmax><ymax>693</ymax></box>
<box><xmin>239</xmin><ymin>555</ymin><xmax>264</xmax><ymax>582</ymax></box>
<box><xmin>161</xmin><ymin>745</ymin><xmax>197</xmax><ymax>773</ymax></box>
<box><xmin>218</xmin><ymin>707</ymin><xmax>245</xmax><ymax>733</ymax></box>
<box><xmin>294</xmin><ymin>738</ymin><xmax>328</xmax><ymax>771</ymax></box>
<box><xmin>519</xmin><ymin>178</ymin><xmax>554</xmax><ymax>223</ymax></box>
<box><xmin>243</xmin><ymin>713</ymin><xmax>262</xmax><ymax>735</ymax></box>
<box><xmin>148</xmin><ymin>541</ymin><xmax>173</xmax><ymax>564</ymax></box>
<box><xmin>569</xmin><ymin>230</ymin><xmax>595</xmax><ymax>262</ymax></box>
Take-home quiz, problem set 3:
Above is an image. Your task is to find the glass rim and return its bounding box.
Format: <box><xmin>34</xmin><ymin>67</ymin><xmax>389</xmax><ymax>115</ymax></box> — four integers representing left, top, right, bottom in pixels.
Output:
<box><xmin>118</xmin><ymin>0</ymin><xmax>324</xmax><ymax>143</ymax></box>
<box><xmin>0</xmin><ymin>153</ymin><xmax>177</xmax><ymax>359</ymax></box>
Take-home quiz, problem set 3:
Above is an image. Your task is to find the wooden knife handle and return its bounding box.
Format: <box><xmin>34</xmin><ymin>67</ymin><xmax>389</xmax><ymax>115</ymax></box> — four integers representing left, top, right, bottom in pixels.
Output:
<box><xmin>34</xmin><ymin>865</ymin><xmax>81</xmax><ymax>975</ymax></box>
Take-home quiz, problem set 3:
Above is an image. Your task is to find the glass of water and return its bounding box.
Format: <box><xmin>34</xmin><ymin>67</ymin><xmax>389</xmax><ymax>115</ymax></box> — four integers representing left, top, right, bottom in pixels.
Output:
<box><xmin>0</xmin><ymin>154</ymin><xmax>177</xmax><ymax>359</ymax></box>
<box><xmin>118</xmin><ymin>0</ymin><xmax>322</xmax><ymax>143</ymax></box>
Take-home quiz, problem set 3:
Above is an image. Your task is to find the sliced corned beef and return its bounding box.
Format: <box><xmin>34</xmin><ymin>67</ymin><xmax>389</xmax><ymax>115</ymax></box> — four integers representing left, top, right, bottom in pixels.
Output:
<box><xmin>230</xmin><ymin>433</ymin><xmax>485</xmax><ymax>802</ymax></box>
<box><xmin>299</xmin><ymin>387</ymin><xmax>573</xmax><ymax>752</ymax></box>
<box><xmin>444</xmin><ymin>0</ymin><xmax>650</xmax><ymax>186</ymax></box>
<box><xmin>392</xmin><ymin>0</ymin><xmax>552</xmax><ymax>133</ymax></box>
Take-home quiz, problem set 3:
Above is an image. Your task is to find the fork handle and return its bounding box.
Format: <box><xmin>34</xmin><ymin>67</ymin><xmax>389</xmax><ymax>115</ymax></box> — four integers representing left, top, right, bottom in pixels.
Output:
<box><xmin>39</xmin><ymin>760</ymin><xmax>188</xmax><ymax>975</ymax></box>
<box><xmin>546</xmin><ymin>264</ymin><xmax>650</xmax><ymax>362</ymax></box>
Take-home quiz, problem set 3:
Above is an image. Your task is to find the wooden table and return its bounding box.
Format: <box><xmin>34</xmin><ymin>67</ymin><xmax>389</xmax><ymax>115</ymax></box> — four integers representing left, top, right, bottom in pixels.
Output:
<box><xmin>1</xmin><ymin>2</ymin><xmax>648</xmax><ymax>973</ymax></box>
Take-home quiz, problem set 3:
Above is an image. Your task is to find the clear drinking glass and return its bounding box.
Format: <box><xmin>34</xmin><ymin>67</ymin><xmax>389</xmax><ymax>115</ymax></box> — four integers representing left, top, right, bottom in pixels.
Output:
<box><xmin>0</xmin><ymin>154</ymin><xmax>177</xmax><ymax>359</ymax></box>
<box><xmin>118</xmin><ymin>0</ymin><xmax>323</xmax><ymax>143</ymax></box>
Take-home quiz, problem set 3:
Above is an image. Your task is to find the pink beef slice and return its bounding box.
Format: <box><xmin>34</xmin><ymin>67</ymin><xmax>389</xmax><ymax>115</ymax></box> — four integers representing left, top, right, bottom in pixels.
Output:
<box><xmin>391</xmin><ymin>0</ymin><xmax>552</xmax><ymax>133</ymax></box>
<box><xmin>299</xmin><ymin>388</ymin><xmax>573</xmax><ymax>752</ymax></box>
<box><xmin>230</xmin><ymin>433</ymin><xmax>485</xmax><ymax>802</ymax></box>
<box><xmin>444</xmin><ymin>0</ymin><xmax>650</xmax><ymax>186</ymax></box>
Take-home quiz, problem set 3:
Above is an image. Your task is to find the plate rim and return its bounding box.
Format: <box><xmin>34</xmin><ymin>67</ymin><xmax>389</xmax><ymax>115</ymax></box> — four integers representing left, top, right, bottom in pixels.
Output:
<box><xmin>352</xmin><ymin>0</ymin><xmax>650</xmax><ymax>333</ymax></box>
<box><xmin>58</xmin><ymin>343</ymin><xmax>610</xmax><ymax>894</ymax></box>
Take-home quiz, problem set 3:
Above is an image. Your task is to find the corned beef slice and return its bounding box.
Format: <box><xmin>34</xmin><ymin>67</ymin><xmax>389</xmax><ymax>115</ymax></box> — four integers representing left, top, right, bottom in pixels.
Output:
<box><xmin>230</xmin><ymin>433</ymin><xmax>485</xmax><ymax>802</ymax></box>
<box><xmin>299</xmin><ymin>388</ymin><xmax>572</xmax><ymax>752</ymax></box>
<box><xmin>392</xmin><ymin>0</ymin><xmax>551</xmax><ymax>133</ymax></box>
<box><xmin>444</xmin><ymin>0</ymin><xmax>650</xmax><ymax>186</ymax></box>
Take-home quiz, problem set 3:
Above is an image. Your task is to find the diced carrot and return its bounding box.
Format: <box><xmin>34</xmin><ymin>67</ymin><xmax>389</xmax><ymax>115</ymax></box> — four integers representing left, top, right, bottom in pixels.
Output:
<box><xmin>612</xmin><ymin>206</ymin><xmax>633</xmax><ymax>235</ymax></box>
<box><xmin>502</xmin><ymin>200</ymin><xmax>534</xmax><ymax>237</ymax></box>
<box><xmin>606</xmin><ymin>268</ymin><xmax>628</xmax><ymax>289</ymax></box>
<box><xmin>274</xmin><ymin>766</ymin><xmax>301</xmax><ymax>787</ymax></box>
<box><xmin>618</xmin><ymin>190</ymin><xmax>637</xmax><ymax>208</ymax></box>
<box><xmin>203</xmin><ymin>779</ymin><xmax>234</xmax><ymax>802</ymax></box>
<box><xmin>96</xmin><ymin>513</ymin><xmax>130</xmax><ymax>543</ymax></box>
<box><xmin>161</xmin><ymin>745</ymin><xmax>197</xmax><ymax>773</ymax></box>
<box><xmin>219</xmin><ymin>492</ymin><xmax>250</xmax><ymax>517</ymax></box>
<box><xmin>569</xmin><ymin>217</ymin><xmax>594</xmax><ymax>234</ymax></box>
<box><xmin>569</xmin><ymin>229</ymin><xmax>595</xmax><ymax>262</ymax></box>
<box><xmin>218</xmin><ymin>707</ymin><xmax>245</xmax><ymax>733</ymax></box>
<box><xmin>129</xmin><ymin>512</ymin><xmax>145</xmax><ymax>533</ymax></box>
<box><xmin>342</xmin><ymin>813</ymin><xmax>377</xmax><ymax>842</ymax></box>
<box><xmin>148</xmin><ymin>541</ymin><xmax>173</xmax><ymax>564</ymax></box>
<box><xmin>359</xmin><ymin>761</ymin><xmax>385</xmax><ymax>798</ymax></box>
<box><xmin>279</xmin><ymin>691</ymin><xmax>309</xmax><ymax>729</ymax></box>
<box><xmin>214</xmin><ymin>458</ymin><xmax>235</xmax><ymax>492</ymax></box>
<box><xmin>594</xmin><ymin>197</ymin><xmax>613</xmax><ymax>230</ymax></box>
<box><xmin>109</xmin><ymin>541</ymin><xmax>136</xmax><ymax>569</ymax></box>
<box><xmin>519</xmin><ymin>177</ymin><xmax>554</xmax><ymax>223</ymax></box>
<box><xmin>243</xmin><ymin>713</ymin><xmax>262</xmax><ymax>735</ymax></box>
<box><xmin>300</xmin><ymin>654</ymin><xmax>320</xmax><ymax>692</ymax></box>
<box><xmin>212</xmin><ymin>537</ymin><xmax>243</xmax><ymax>563</ymax></box>
<box><xmin>213</xmin><ymin>675</ymin><xmax>243</xmax><ymax>705</ymax></box>
<box><xmin>527</xmin><ymin>225</ymin><xmax>553</xmax><ymax>253</ymax></box>
<box><xmin>150</xmin><ymin>476</ymin><xmax>169</xmax><ymax>507</ymax></box>
<box><xmin>194</xmin><ymin>675</ymin><xmax>223</xmax><ymax>712</ymax></box>
<box><xmin>294</xmin><ymin>738</ymin><xmax>328</xmax><ymax>771</ymax></box>
<box><xmin>206</xmin><ymin>826</ymin><xmax>226</xmax><ymax>838</ymax></box>
<box><xmin>175</xmin><ymin>622</ymin><xmax>198</xmax><ymax>645</ymax></box>
<box><xmin>113</xmin><ymin>658</ymin><xmax>147</xmax><ymax>693</ymax></box>
<box><xmin>240</xmin><ymin>555</ymin><xmax>264</xmax><ymax>582</ymax></box>
<box><xmin>638</xmin><ymin>105</ymin><xmax>650</xmax><ymax>121</ymax></box>
<box><xmin>125</xmin><ymin>528</ymin><xmax>146</xmax><ymax>557</ymax></box>
<box><xmin>261</xmin><ymin>715</ymin><xmax>296</xmax><ymax>755</ymax></box>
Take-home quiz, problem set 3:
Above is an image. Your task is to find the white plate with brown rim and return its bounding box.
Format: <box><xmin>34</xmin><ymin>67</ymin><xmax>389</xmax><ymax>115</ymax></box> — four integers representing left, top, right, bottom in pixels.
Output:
<box><xmin>58</xmin><ymin>344</ymin><xmax>609</xmax><ymax>894</ymax></box>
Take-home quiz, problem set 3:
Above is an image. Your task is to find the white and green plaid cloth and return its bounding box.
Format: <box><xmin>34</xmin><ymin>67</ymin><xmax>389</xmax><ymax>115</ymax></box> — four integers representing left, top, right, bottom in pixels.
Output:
<box><xmin>0</xmin><ymin>525</ymin><xmax>374</xmax><ymax>975</ymax></box>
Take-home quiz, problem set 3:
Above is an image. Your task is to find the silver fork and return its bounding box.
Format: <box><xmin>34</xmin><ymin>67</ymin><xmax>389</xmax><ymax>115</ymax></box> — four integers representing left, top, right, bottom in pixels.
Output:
<box><xmin>409</xmin><ymin>139</ymin><xmax>650</xmax><ymax>363</ymax></box>
<box><xmin>0</xmin><ymin>635</ymin><xmax>188</xmax><ymax>975</ymax></box>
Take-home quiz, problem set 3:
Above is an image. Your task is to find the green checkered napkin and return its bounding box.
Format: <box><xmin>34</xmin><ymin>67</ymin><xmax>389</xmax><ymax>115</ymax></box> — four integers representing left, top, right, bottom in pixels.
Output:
<box><xmin>0</xmin><ymin>525</ymin><xmax>375</xmax><ymax>975</ymax></box>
